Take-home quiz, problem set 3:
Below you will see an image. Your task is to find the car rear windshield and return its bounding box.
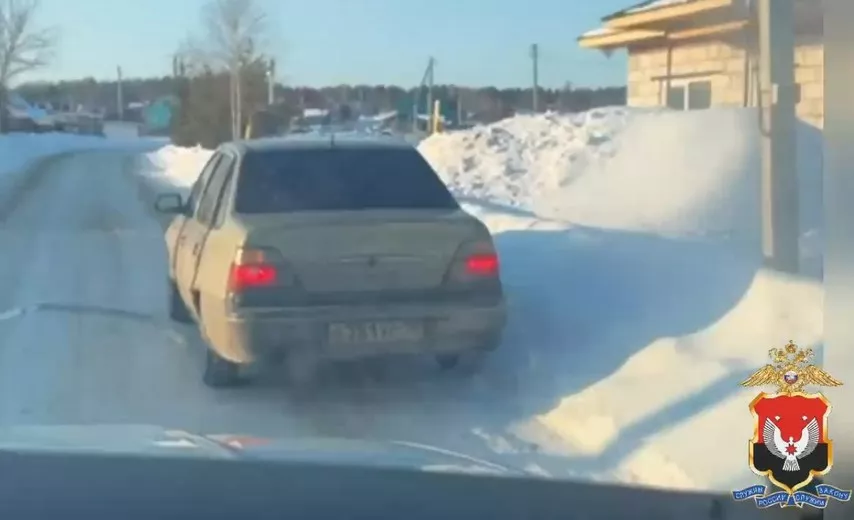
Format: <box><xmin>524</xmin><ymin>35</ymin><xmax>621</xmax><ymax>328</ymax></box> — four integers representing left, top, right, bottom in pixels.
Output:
<box><xmin>234</xmin><ymin>147</ymin><xmax>459</xmax><ymax>213</ymax></box>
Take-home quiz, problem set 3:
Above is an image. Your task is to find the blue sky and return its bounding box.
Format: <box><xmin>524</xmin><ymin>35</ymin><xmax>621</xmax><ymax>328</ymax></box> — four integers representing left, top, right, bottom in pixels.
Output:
<box><xmin>29</xmin><ymin>0</ymin><xmax>631</xmax><ymax>88</ymax></box>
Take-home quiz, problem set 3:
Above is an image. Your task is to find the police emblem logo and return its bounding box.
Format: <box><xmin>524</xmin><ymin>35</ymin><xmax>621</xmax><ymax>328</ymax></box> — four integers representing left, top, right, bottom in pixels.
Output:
<box><xmin>732</xmin><ymin>341</ymin><xmax>852</xmax><ymax>509</ymax></box>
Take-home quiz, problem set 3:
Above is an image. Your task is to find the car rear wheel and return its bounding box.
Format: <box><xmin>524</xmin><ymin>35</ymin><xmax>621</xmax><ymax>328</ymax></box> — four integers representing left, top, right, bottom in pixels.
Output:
<box><xmin>168</xmin><ymin>281</ymin><xmax>192</xmax><ymax>323</ymax></box>
<box><xmin>197</xmin><ymin>303</ymin><xmax>243</xmax><ymax>388</ymax></box>
<box><xmin>203</xmin><ymin>348</ymin><xmax>242</xmax><ymax>388</ymax></box>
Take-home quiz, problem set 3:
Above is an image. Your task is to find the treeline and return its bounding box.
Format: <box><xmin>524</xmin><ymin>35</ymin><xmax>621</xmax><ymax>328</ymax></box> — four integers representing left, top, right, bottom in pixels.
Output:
<box><xmin>16</xmin><ymin>76</ymin><xmax>626</xmax><ymax>123</ymax></box>
<box><xmin>7</xmin><ymin>0</ymin><xmax>627</xmax><ymax>145</ymax></box>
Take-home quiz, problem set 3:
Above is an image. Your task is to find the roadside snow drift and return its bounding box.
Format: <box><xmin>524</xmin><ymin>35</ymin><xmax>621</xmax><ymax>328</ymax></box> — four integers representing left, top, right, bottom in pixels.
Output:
<box><xmin>421</xmin><ymin>107</ymin><xmax>822</xmax><ymax>247</ymax></box>
<box><xmin>136</xmin><ymin>107</ymin><xmax>823</xmax><ymax>493</ymax></box>
<box><xmin>141</xmin><ymin>144</ymin><xmax>212</xmax><ymax>194</ymax></box>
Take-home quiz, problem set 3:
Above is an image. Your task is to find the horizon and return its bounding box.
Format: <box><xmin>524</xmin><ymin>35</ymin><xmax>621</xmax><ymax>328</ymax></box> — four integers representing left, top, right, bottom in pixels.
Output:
<box><xmin>17</xmin><ymin>77</ymin><xmax>628</xmax><ymax>90</ymax></box>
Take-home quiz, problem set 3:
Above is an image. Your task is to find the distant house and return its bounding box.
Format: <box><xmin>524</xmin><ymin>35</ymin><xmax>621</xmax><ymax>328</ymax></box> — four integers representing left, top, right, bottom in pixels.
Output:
<box><xmin>142</xmin><ymin>96</ymin><xmax>177</xmax><ymax>133</ymax></box>
<box><xmin>4</xmin><ymin>93</ymin><xmax>56</xmax><ymax>132</ymax></box>
<box><xmin>301</xmin><ymin>108</ymin><xmax>330</xmax><ymax>128</ymax></box>
<box><xmin>578</xmin><ymin>0</ymin><xmax>823</xmax><ymax>127</ymax></box>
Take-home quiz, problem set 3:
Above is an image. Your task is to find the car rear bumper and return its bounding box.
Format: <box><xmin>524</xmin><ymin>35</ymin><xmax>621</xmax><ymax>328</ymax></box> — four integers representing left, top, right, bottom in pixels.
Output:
<box><xmin>220</xmin><ymin>300</ymin><xmax>507</xmax><ymax>364</ymax></box>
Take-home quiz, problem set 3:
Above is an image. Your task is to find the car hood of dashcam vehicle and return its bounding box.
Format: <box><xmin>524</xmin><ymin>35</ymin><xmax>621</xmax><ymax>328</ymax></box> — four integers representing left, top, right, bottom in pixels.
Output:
<box><xmin>0</xmin><ymin>424</ymin><xmax>524</xmax><ymax>476</ymax></box>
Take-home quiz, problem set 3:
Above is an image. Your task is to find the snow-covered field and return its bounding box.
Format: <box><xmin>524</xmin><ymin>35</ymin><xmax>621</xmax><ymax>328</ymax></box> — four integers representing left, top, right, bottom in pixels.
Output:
<box><xmin>0</xmin><ymin>106</ymin><xmax>824</xmax><ymax>495</ymax></box>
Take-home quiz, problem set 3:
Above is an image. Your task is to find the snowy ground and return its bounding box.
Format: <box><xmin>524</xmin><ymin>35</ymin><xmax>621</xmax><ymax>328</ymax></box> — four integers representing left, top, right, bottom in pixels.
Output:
<box><xmin>0</xmin><ymin>107</ymin><xmax>824</xmax><ymax>495</ymax></box>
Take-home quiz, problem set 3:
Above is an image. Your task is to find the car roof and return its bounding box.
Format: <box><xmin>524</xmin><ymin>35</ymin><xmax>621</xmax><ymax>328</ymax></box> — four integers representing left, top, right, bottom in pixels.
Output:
<box><xmin>223</xmin><ymin>133</ymin><xmax>414</xmax><ymax>155</ymax></box>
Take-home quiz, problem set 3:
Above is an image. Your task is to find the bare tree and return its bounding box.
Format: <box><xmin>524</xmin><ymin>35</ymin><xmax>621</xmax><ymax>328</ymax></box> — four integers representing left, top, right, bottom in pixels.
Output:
<box><xmin>188</xmin><ymin>0</ymin><xmax>269</xmax><ymax>139</ymax></box>
<box><xmin>0</xmin><ymin>0</ymin><xmax>56</xmax><ymax>132</ymax></box>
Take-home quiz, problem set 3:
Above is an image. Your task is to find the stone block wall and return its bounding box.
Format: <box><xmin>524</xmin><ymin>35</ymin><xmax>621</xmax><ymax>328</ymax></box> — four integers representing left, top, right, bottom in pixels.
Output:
<box><xmin>626</xmin><ymin>37</ymin><xmax>824</xmax><ymax>128</ymax></box>
<box><xmin>794</xmin><ymin>42</ymin><xmax>823</xmax><ymax>127</ymax></box>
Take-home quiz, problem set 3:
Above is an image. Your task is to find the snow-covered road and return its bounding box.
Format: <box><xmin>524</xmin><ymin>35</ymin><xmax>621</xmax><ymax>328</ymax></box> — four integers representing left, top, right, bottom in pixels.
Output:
<box><xmin>0</xmin><ymin>151</ymin><xmax>196</xmax><ymax>426</ymax></box>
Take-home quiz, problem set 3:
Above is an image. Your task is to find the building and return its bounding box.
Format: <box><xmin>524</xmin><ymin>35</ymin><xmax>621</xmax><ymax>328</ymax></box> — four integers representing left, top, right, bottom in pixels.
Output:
<box><xmin>142</xmin><ymin>96</ymin><xmax>177</xmax><ymax>134</ymax></box>
<box><xmin>578</xmin><ymin>0</ymin><xmax>823</xmax><ymax>127</ymax></box>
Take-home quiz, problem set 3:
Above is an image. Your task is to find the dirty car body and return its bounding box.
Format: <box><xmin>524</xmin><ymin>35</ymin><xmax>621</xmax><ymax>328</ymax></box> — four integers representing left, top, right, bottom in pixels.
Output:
<box><xmin>156</xmin><ymin>134</ymin><xmax>507</xmax><ymax>387</ymax></box>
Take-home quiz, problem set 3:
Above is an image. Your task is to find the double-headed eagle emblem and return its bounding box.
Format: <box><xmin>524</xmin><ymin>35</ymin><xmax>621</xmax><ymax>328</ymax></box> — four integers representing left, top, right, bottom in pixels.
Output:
<box><xmin>733</xmin><ymin>341</ymin><xmax>851</xmax><ymax>507</ymax></box>
<box><xmin>741</xmin><ymin>340</ymin><xmax>841</xmax><ymax>395</ymax></box>
<box><xmin>742</xmin><ymin>341</ymin><xmax>841</xmax><ymax>473</ymax></box>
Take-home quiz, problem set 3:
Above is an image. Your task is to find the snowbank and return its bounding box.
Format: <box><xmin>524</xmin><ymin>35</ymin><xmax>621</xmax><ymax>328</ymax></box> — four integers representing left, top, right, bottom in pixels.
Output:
<box><xmin>135</xmin><ymin>107</ymin><xmax>824</xmax><ymax>493</ymax></box>
<box><xmin>419</xmin><ymin>108</ymin><xmax>634</xmax><ymax>212</ymax></box>
<box><xmin>420</xmin><ymin>107</ymin><xmax>823</xmax><ymax>276</ymax></box>
<box><xmin>139</xmin><ymin>144</ymin><xmax>213</xmax><ymax>195</ymax></box>
<box><xmin>419</xmin><ymin>107</ymin><xmax>822</xmax><ymax>246</ymax></box>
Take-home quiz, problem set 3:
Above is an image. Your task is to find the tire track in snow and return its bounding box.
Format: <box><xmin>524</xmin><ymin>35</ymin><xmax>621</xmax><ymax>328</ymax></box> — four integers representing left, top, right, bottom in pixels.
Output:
<box><xmin>0</xmin><ymin>152</ymin><xmax>194</xmax><ymax>426</ymax></box>
<box><xmin>0</xmin><ymin>154</ymin><xmax>87</xmax><ymax>424</ymax></box>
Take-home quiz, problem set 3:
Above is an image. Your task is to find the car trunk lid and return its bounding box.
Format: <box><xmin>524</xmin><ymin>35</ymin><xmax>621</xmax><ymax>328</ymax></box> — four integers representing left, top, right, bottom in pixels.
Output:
<box><xmin>237</xmin><ymin>210</ymin><xmax>480</xmax><ymax>295</ymax></box>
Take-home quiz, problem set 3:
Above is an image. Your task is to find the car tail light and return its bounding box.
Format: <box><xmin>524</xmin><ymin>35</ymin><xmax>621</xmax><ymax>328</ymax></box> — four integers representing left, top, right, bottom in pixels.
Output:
<box><xmin>465</xmin><ymin>253</ymin><xmax>499</xmax><ymax>276</ymax></box>
<box><xmin>228</xmin><ymin>247</ymin><xmax>280</xmax><ymax>291</ymax></box>
<box><xmin>447</xmin><ymin>240</ymin><xmax>501</xmax><ymax>284</ymax></box>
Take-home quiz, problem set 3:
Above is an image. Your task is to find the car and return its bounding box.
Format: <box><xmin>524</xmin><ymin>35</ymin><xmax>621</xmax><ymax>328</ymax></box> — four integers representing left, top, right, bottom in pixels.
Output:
<box><xmin>154</xmin><ymin>133</ymin><xmax>507</xmax><ymax>388</ymax></box>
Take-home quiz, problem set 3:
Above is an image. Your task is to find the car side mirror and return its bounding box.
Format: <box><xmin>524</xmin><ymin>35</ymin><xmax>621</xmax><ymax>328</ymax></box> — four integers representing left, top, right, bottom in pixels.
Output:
<box><xmin>154</xmin><ymin>193</ymin><xmax>185</xmax><ymax>214</ymax></box>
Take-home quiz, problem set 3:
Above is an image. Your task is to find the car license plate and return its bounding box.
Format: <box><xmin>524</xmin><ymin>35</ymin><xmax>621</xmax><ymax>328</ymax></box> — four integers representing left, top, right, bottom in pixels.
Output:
<box><xmin>328</xmin><ymin>321</ymin><xmax>424</xmax><ymax>344</ymax></box>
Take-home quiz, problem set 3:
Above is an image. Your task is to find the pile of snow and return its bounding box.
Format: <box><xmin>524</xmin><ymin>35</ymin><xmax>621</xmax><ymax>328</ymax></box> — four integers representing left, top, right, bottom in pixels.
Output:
<box><xmin>136</xmin><ymin>107</ymin><xmax>824</xmax><ymax>494</ymax></box>
<box><xmin>627</xmin><ymin>0</ymin><xmax>691</xmax><ymax>14</ymax></box>
<box><xmin>419</xmin><ymin>107</ymin><xmax>822</xmax><ymax>247</ymax></box>
<box><xmin>419</xmin><ymin>108</ymin><xmax>634</xmax><ymax>212</ymax></box>
<box><xmin>139</xmin><ymin>144</ymin><xmax>212</xmax><ymax>195</ymax></box>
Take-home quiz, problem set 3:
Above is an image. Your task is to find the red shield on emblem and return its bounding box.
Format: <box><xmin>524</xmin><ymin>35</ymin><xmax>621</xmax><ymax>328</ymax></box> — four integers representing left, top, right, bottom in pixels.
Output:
<box><xmin>749</xmin><ymin>392</ymin><xmax>832</xmax><ymax>494</ymax></box>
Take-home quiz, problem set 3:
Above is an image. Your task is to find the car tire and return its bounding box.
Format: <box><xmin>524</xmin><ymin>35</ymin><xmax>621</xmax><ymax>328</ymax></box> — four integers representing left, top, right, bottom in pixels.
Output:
<box><xmin>197</xmin><ymin>302</ymin><xmax>243</xmax><ymax>388</ymax></box>
<box><xmin>203</xmin><ymin>348</ymin><xmax>242</xmax><ymax>388</ymax></box>
<box><xmin>168</xmin><ymin>281</ymin><xmax>192</xmax><ymax>323</ymax></box>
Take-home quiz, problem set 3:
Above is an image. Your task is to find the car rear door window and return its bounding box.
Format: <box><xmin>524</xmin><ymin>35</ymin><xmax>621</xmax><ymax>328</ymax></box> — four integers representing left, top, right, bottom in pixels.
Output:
<box><xmin>187</xmin><ymin>153</ymin><xmax>222</xmax><ymax>214</ymax></box>
<box><xmin>234</xmin><ymin>147</ymin><xmax>459</xmax><ymax>213</ymax></box>
<box><xmin>197</xmin><ymin>154</ymin><xmax>236</xmax><ymax>226</ymax></box>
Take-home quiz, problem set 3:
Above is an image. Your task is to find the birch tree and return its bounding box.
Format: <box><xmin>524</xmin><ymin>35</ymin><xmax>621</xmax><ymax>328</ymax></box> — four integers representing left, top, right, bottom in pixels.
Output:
<box><xmin>196</xmin><ymin>0</ymin><xmax>267</xmax><ymax>140</ymax></box>
<box><xmin>0</xmin><ymin>0</ymin><xmax>56</xmax><ymax>132</ymax></box>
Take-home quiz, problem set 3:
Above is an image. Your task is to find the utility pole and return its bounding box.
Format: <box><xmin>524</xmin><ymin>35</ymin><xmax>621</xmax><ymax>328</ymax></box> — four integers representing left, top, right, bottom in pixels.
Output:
<box><xmin>426</xmin><ymin>57</ymin><xmax>435</xmax><ymax>131</ymax></box>
<box><xmin>413</xmin><ymin>57</ymin><xmax>434</xmax><ymax>132</ymax></box>
<box><xmin>530</xmin><ymin>44</ymin><xmax>539</xmax><ymax>112</ymax></box>
<box><xmin>267</xmin><ymin>58</ymin><xmax>275</xmax><ymax>105</ymax></box>
<box><xmin>116</xmin><ymin>66</ymin><xmax>124</xmax><ymax>121</ymax></box>
<box><xmin>757</xmin><ymin>0</ymin><xmax>799</xmax><ymax>273</ymax></box>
